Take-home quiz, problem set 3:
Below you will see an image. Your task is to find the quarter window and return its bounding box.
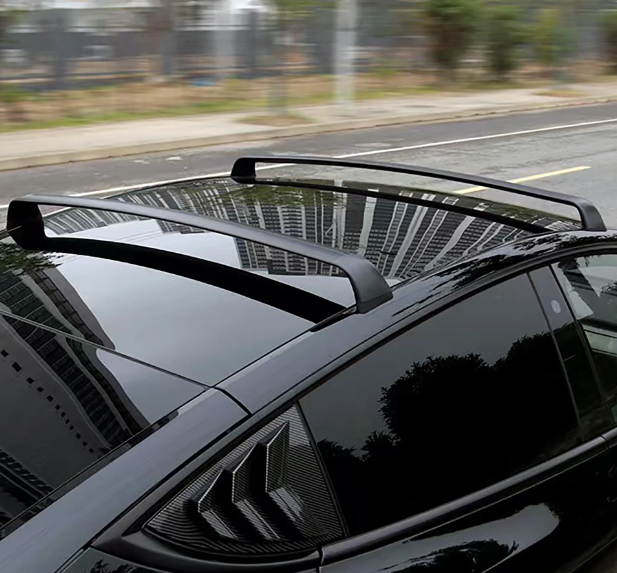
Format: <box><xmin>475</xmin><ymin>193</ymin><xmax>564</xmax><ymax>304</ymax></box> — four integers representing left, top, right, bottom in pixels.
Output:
<box><xmin>553</xmin><ymin>254</ymin><xmax>617</xmax><ymax>423</ymax></box>
<box><xmin>300</xmin><ymin>274</ymin><xmax>580</xmax><ymax>536</ymax></box>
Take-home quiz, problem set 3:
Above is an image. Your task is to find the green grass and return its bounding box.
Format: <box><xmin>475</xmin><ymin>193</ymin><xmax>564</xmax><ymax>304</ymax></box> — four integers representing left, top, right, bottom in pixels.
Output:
<box><xmin>0</xmin><ymin>74</ymin><xmax>604</xmax><ymax>134</ymax></box>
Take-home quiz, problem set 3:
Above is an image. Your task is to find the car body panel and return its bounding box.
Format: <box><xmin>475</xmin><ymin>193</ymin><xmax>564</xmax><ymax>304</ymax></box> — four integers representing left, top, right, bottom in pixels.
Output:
<box><xmin>60</xmin><ymin>547</ymin><xmax>321</xmax><ymax>573</ymax></box>
<box><xmin>0</xmin><ymin>313</ymin><xmax>205</xmax><ymax>537</ymax></box>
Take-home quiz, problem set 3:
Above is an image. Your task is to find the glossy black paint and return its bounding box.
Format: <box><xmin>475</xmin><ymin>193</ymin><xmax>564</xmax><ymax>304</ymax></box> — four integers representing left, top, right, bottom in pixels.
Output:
<box><xmin>59</xmin><ymin>547</ymin><xmax>320</xmax><ymax>573</ymax></box>
<box><xmin>315</xmin><ymin>268</ymin><xmax>617</xmax><ymax>573</ymax></box>
<box><xmin>61</xmin><ymin>549</ymin><xmax>161</xmax><ymax>572</ymax></box>
<box><xmin>0</xmin><ymin>312</ymin><xmax>205</xmax><ymax>538</ymax></box>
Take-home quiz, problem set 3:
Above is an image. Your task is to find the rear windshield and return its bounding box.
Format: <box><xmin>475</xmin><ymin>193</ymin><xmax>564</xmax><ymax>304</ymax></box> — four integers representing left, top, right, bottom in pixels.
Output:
<box><xmin>0</xmin><ymin>232</ymin><xmax>206</xmax><ymax>538</ymax></box>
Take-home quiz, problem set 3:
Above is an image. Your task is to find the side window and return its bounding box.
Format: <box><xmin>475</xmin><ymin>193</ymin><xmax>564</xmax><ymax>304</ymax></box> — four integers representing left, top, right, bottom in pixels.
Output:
<box><xmin>300</xmin><ymin>274</ymin><xmax>580</xmax><ymax>537</ymax></box>
<box><xmin>553</xmin><ymin>254</ymin><xmax>617</xmax><ymax>423</ymax></box>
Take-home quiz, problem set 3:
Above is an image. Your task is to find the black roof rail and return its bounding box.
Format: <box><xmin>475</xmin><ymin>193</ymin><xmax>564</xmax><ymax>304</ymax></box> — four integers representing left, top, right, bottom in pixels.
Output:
<box><xmin>6</xmin><ymin>194</ymin><xmax>393</xmax><ymax>314</ymax></box>
<box><xmin>27</xmin><ymin>236</ymin><xmax>345</xmax><ymax>323</ymax></box>
<box><xmin>231</xmin><ymin>155</ymin><xmax>606</xmax><ymax>232</ymax></box>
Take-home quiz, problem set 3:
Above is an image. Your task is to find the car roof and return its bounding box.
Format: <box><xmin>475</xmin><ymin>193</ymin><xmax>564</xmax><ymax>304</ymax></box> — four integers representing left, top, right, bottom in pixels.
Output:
<box><xmin>2</xmin><ymin>156</ymin><xmax>602</xmax><ymax>391</ymax></box>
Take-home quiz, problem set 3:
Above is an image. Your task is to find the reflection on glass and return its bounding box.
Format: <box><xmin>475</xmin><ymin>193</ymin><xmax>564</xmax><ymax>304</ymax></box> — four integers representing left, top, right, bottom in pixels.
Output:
<box><xmin>554</xmin><ymin>255</ymin><xmax>617</xmax><ymax>422</ymax></box>
<box><xmin>41</xmin><ymin>179</ymin><xmax>564</xmax><ymax>282</ymax></box>
<box><xmin>301</xmin><ymin>275</ymin><xmax>580</xmax><ymax>536</ymax></box>
<box><xmin>0</xmin><ymin>247</ymin><xmax>203</xmax><ymax>538</ymax></box>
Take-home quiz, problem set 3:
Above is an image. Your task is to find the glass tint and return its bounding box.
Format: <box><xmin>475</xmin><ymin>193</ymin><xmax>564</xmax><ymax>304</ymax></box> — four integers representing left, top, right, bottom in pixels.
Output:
<box><xmin>300</xmin><ymin>274</ymin><xmax>580</xmax><ymax>536</ymax></box>
<box><xmin>554</xmin><ymin>254</ymin><xmax>617</xmax><ymax>423</ymax></box>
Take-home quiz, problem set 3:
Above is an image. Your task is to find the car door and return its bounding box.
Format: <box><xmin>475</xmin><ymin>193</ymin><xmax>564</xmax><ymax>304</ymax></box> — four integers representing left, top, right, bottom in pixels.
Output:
<box><xmin>297</xmin><ymin>271</ymin><xmax>617</xmax><ymax>573</ymax></box>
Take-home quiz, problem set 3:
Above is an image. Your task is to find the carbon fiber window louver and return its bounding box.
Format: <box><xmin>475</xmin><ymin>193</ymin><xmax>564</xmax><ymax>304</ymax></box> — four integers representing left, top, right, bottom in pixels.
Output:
<box><xmin>144</xmin><ymin>405</ymin><xmax>344</xmax><ymax>557</ymax></box>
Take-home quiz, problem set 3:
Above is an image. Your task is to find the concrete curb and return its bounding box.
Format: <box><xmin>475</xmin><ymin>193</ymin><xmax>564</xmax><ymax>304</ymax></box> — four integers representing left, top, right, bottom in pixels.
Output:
<box><xmin>1</xmin><ymin>94</ymin><xmax>617</xmax><ymax>172</ymax></box>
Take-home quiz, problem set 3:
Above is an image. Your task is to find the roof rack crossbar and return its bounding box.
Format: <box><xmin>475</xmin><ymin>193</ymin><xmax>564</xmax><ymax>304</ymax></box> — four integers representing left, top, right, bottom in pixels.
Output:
<box><xmin>248</xmin><ymin>179</ymin><xmax>547</xmax><ymax>234</ymax></box>
<box><xmin>32</xmin><ymin>236</ymin><xmax>344</xmax><ymax>323</ymax></box>
<box><xmin>231</xmin><ymin>156</ymin><xmax>606</xmax><ymax>232</ymax></box>
<box><xmin>6</xmin><ymin>194</ymin><xmax>393</xmax><ymax>314</ymax></box>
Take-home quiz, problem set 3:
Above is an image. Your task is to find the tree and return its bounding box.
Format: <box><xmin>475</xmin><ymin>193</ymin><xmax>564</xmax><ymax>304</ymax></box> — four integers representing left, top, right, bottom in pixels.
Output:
<box><xmin>0</xmin><ymin>9</ymin><xmax>28</xmax><ymax>120</ymax></box>
<box><xmin>144</xmin><ymin>0</ymin><xmax>177</xmax><ymax>78</ymax></box>
<box><xmin>485</xmin><ymin>5</ymin><xmax>526</xmax><ymax>81</ymax></box>
<box><xmin>421</xmin><ymin>0</ymin><xmax>482</xmax><ymax>82</ymax></box>
<box><xmin>267</xmin><ymin>0</ymin><xmax>332</xmax><ymax>114</ymax></box>
<box><xmin>143</xmin><ymin>0</ymin><xmax>213</xmax><ymax>79</ymax></box>
<box><xmin>602</xmin><ymin>11</ymin><xmax>617</xmax><ymax>74</ymax></box>
<box><xmin>533</xmin><ymin>8</ymin><xmax>568</xmax><ymax>75</ymax></box>
<box><xmin>0</xmin><ymin>242</ymin><xmax>58</xmax><ymax>276</ymax></box>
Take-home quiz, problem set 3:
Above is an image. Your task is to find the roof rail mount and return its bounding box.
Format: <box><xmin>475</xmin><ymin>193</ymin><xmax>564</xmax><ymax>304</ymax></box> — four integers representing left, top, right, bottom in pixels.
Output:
<box><xmin>231</xmin><ymin>155</ymin><xmax>606</xmax><ymax>232</ymax></box>
<box><xmin>6</xmin><ymin>194</ymin><xmax>393</xmax><ymax>314</ymax></box>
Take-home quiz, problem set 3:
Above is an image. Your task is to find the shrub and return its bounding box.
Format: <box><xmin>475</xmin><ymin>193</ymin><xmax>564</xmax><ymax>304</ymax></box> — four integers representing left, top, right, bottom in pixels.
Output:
<box><xmin>0</xmin><ymin>84</ymin><xmax>28</xmax><ymax>105</ymax></box>
<box><xmin>533</xmin><ymin>8</ymin><xmax>568</xmax><ymax>71</ymax></box>
<box><xmin>422</xmin><ymin>0</ymin><xmax>483</xmax><ymax>81</ymax></box>
<box><xmin>602</xmin><ymin>11</ymin><xmax>617</xmax><ymax>73</ymax></box>
<box><xmin>485</xmin><ymin>6</ymin><xmax>526</xmax><ymax>81</ymax></box>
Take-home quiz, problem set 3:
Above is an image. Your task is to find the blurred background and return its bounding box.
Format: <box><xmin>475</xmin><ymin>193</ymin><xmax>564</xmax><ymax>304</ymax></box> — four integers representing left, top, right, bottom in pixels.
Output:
<box><xmin>0</xmin><ymin>0</ymin><xmax>615</xmax><ymax>127</ymax></box>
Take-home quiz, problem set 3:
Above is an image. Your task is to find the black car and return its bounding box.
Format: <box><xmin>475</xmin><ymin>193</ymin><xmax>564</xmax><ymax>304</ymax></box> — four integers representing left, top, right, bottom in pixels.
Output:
<box><xmin>2</xmin><ymin>155</ymin><xmax>617</xmax><ymax>573</ymax></box>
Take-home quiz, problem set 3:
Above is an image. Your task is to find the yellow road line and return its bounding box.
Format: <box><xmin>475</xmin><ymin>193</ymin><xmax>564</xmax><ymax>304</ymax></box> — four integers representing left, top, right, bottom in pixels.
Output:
<box><xmin>456</xmin><ymin>165</ymin><xmax>591</xmax><ymax>195</ymax></box>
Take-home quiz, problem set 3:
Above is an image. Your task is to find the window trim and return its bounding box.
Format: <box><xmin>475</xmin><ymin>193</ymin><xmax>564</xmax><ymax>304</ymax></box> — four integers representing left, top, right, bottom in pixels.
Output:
<box><xmin>547</xmin><ymin>262</ymin><xmax>611</xmax><ymax>415</ymax></box>
<box><xmin>550</xmin><ymin>249</ymin><xmax>617</xmax><ymax>433</ymax></box>
<box><xmin>530</xmin><ymin>265</ymin><xmax>613</xmax><ymax>437</ymax></box>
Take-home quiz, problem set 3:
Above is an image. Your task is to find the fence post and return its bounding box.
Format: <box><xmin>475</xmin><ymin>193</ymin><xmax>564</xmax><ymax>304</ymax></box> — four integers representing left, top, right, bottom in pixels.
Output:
<box><xmin>334</xmin><ymin>0</ymin><xmax>358</xmax><ymax>106</ymax></box>
<box><xmin>51</xmin><ymin>8</ymin><xmax>70</xmax><ymax>91</ymax></box>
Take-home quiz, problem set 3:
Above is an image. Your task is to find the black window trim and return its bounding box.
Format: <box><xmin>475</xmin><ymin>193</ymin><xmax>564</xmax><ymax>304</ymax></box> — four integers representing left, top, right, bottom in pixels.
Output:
<box><xmin>549</xmin><ymin>249</ymin><xmax>617</xmax><ymax>440</ymax></box>
<box><xmin>529</xmin><ymin>265</ymin><xmax>615</xmax><ymax>437</ymax></box>
<box><xmin>528</xmin><ymin>268</ymin><xmax>581</xmax><ymax>426</ymax></box>
<box><xmin>546</xmin><ymin>262</ymin><xmax>612</xmax><ymax>419</ymax></box>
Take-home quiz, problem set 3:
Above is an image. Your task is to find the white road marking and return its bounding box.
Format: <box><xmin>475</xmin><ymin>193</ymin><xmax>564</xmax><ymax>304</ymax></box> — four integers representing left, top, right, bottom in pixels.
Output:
<box><xmin>0</xmin><ymin>116</ymin><xmax>614</xmax><ymax>210</ymax></box>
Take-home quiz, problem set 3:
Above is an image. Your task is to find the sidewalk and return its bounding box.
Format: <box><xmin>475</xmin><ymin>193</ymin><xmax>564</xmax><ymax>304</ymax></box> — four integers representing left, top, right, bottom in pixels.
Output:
<box><xmin>1</xmin><ymin>82</ymin><xmax>617</xmax><ymax>172</ymax></box>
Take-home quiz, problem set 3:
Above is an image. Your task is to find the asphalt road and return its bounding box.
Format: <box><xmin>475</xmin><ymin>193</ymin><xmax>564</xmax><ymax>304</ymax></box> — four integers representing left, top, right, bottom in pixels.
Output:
<box><xmin>2</xmin><ymin>102</ymin><xmax>617</xmax><ymax>227</ymax></box>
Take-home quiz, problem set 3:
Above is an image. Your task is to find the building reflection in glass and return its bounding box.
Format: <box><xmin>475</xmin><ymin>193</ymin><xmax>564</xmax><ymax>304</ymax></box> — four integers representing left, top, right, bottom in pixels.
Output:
<box><xmin>43</xmin><ymin>179</ymin><xmax>569</xmax><ymax>282</ymax></box>
<box><xmin>0</xmin><ymin>244</ymin><xmax>199</xmax><ymax>535</ymax></box>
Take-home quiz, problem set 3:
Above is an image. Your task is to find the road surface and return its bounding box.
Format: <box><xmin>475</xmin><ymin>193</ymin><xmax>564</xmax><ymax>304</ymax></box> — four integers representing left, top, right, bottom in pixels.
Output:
<box><xmin>1</xmin><ymin>102</ymin><xmax>617</xmax><ymax>227</ymax></box>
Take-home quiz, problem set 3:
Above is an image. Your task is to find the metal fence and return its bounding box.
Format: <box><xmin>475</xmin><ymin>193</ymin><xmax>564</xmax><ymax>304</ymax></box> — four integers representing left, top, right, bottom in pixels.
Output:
<box><xmin>0</xmin><ymin>1</ymin><xmax>616</xmax><ymax>121</ymax></box>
